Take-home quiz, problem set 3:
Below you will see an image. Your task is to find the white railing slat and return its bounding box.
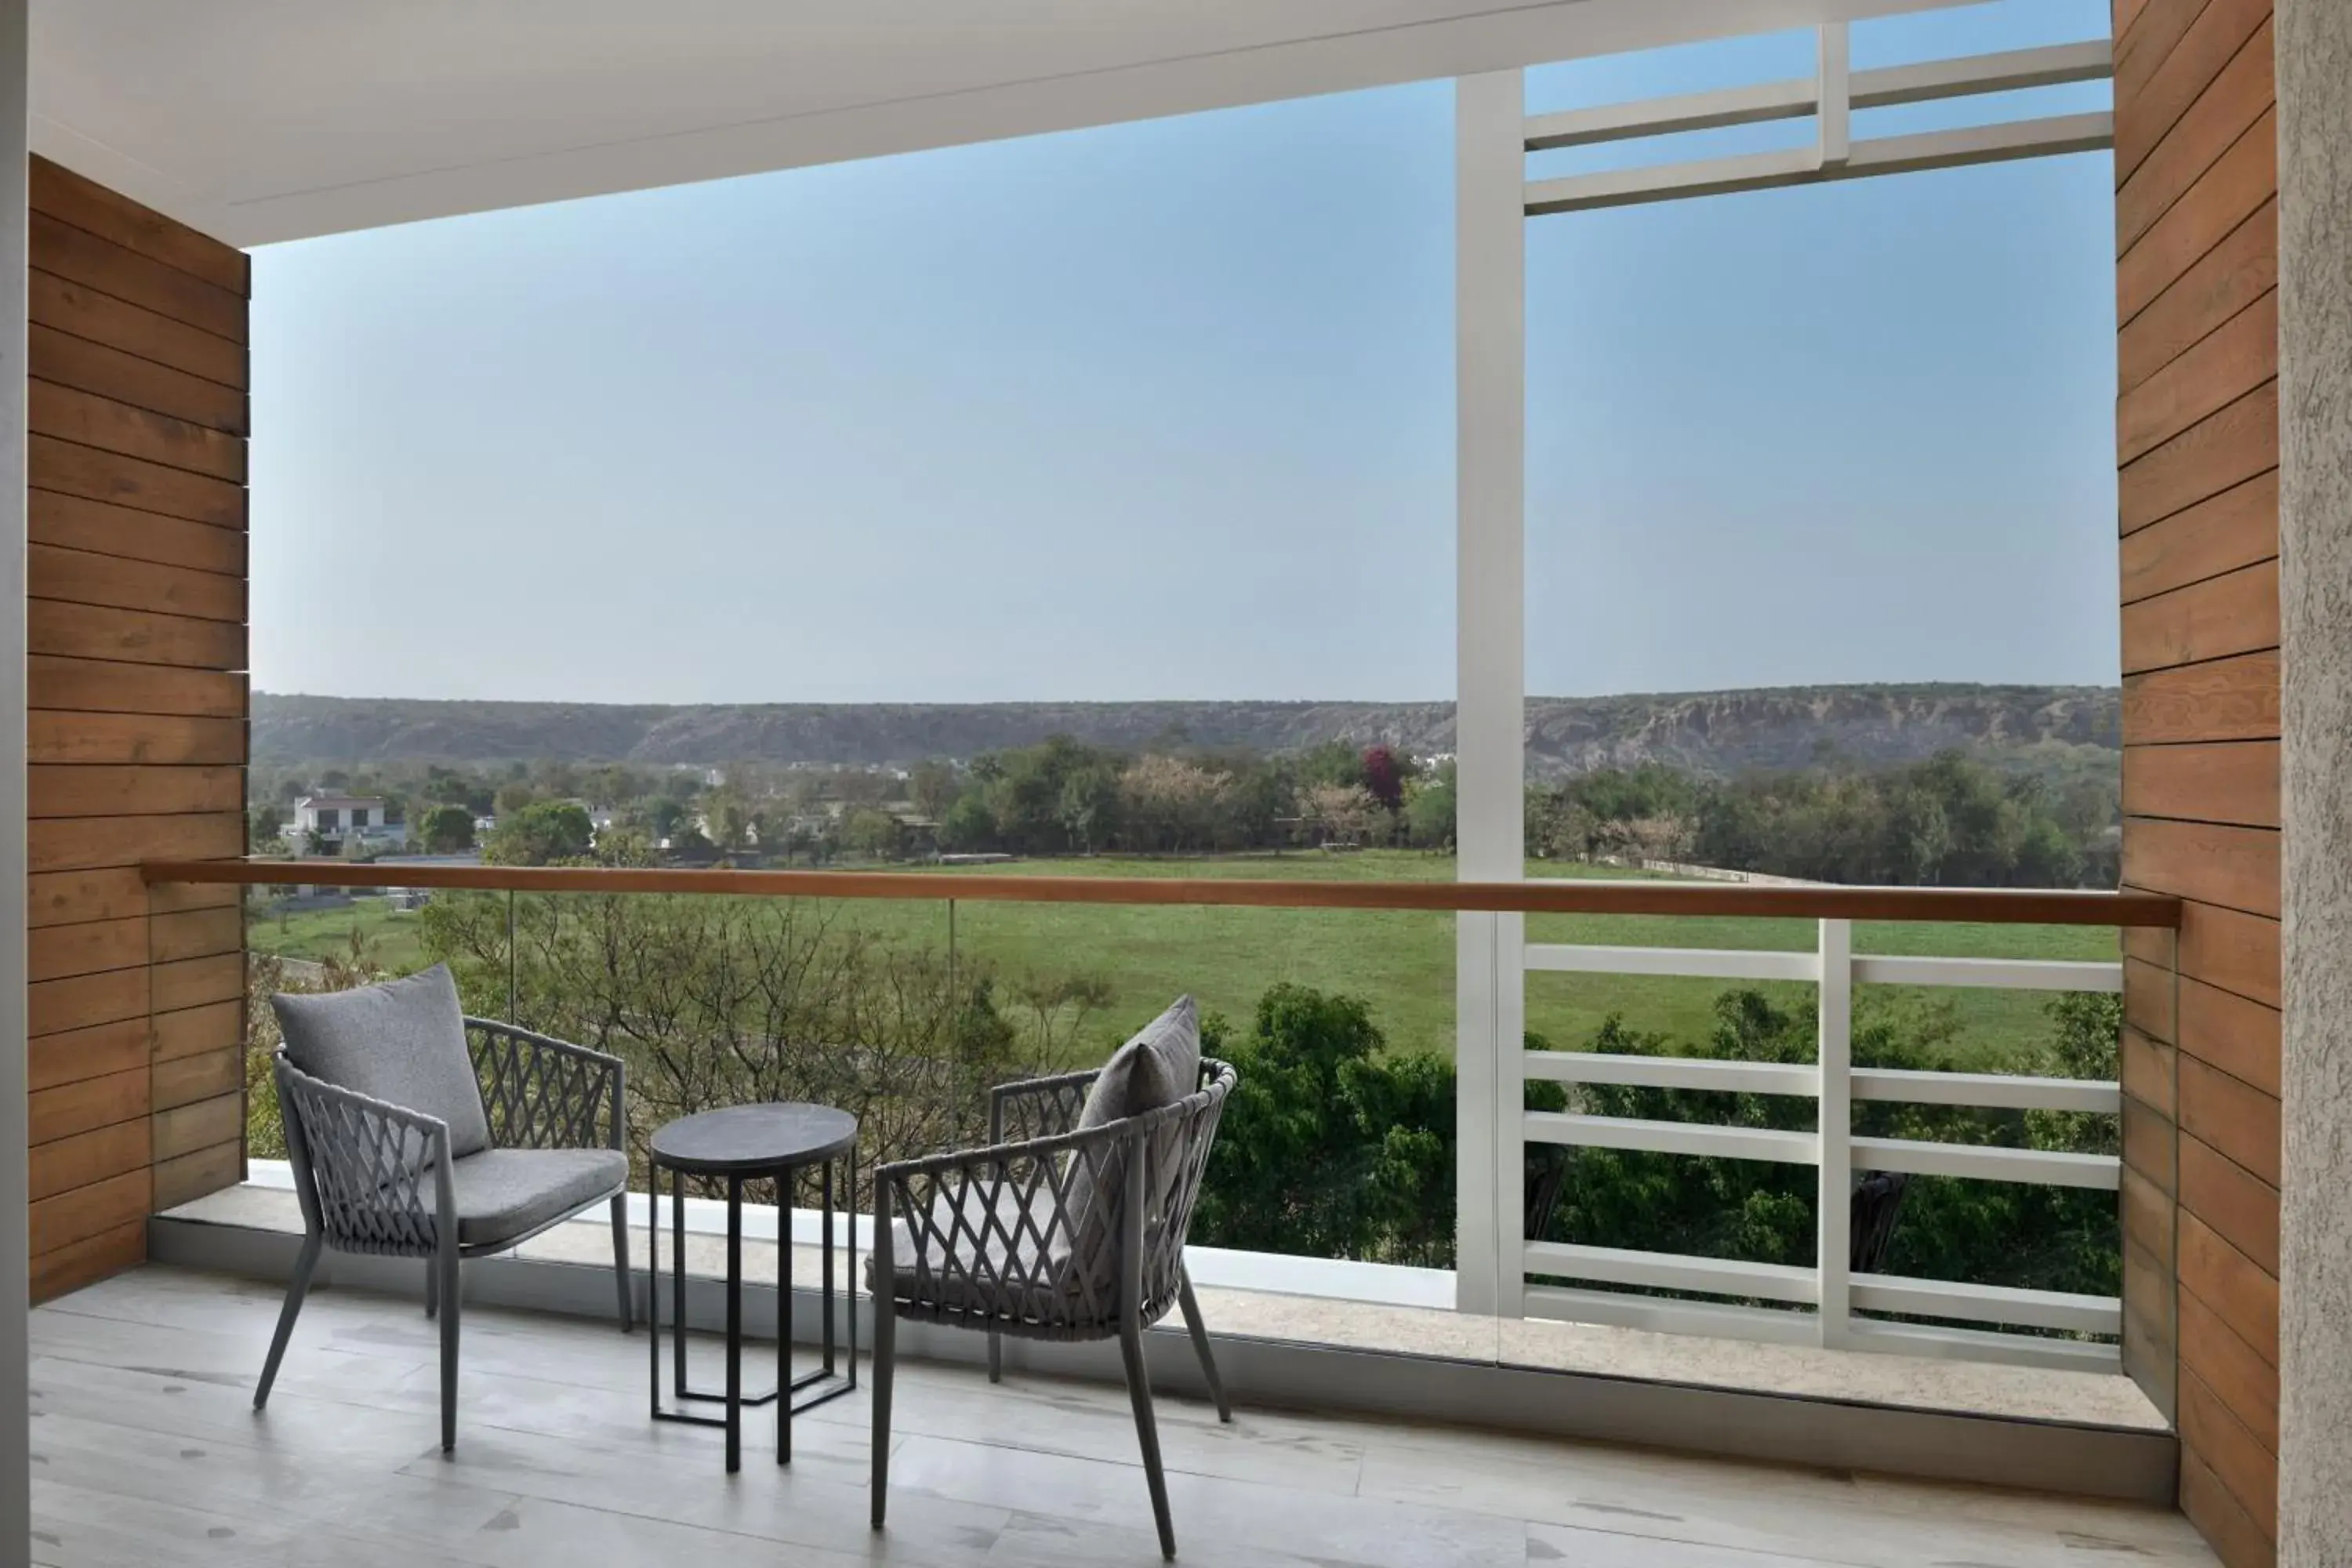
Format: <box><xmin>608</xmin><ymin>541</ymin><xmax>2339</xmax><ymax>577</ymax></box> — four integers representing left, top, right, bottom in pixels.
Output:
<box><xmin>1523</xmin><ymin>1111</ymin><xmax>1816</xmax><ymax>1165</ymax></box>
<box><xmin>1525</xmin><ymin>942</ymin><xmax>1818</xmax><ymax>982</ymax></box>
<box><xmin>1850</xmin><ymin>955</ymin><xmax>2122</xmax><ymax>993</ymax></box>
<box><xmin>1525</xmin><ymin>1241</ymin><xmax>1819</xmax><ymax>1305</ymax></box>
<box><xmin>1849</xmin><ymin>1273</ymin><xmax>2120</xmax><ymax>1335</ymax></box>
<box><xmin>1522</xmin><ymin>1051</ymin><xmax>1817</xmax><ymax>1096</ymax></box>
<box><xmin>1851</xmin><ymin>1137</ymin><xmax>2120</xmax><ymax>1190</ymax></box>
<box><xmin>1522</xmin><ymin>1285</ymin><xmax>1821</xmax><ymax>1345</ymax></box>
<box><xmin>1850</xmin><ymin>1069</ymin><xmax>2119</xmax><ymax>1114</ymax></box>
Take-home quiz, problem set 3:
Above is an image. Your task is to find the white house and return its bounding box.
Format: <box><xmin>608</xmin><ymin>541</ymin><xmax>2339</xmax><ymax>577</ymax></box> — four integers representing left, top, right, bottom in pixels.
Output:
<box><xmin>289</xmin><ymin>793</ymin><xmax>402</xmax><ymax>858</ymax></box>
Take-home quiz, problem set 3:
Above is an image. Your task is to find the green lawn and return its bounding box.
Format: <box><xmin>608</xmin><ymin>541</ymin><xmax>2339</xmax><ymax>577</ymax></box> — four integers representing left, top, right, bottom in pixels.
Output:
<box><xmin>247</xmin><ymin>852</ymin><xmax>2118</xmax><ymax>1069</ymax></box>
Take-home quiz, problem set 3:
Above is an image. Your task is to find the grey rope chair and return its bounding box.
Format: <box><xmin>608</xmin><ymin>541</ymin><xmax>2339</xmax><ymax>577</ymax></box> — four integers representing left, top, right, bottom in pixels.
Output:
<box><xmin>254</xmin><ymin>1002</ymin><xmax>631</xmax><ymax>1454</ymax></box>
<box><xmin>869</xmin><ymin>1058</ymin><xmax>1236</xmax><ymax>1562</ymax></box>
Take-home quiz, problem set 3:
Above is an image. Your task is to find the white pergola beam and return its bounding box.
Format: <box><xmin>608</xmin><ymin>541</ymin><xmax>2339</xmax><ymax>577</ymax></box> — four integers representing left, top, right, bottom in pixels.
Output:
<box><xmin>1524</xmin><ymin>110</ymin><xmax>2113</xmax><ymax>214</ymax></box>
<box><xmin>1523</xmin><ymin>39</ymin><xmax>2111</xmax><ymax>152</ymax></box>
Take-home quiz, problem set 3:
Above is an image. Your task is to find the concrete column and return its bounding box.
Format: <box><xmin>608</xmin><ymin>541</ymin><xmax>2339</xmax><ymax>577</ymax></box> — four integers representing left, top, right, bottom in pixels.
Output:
<box><xmin>2276</xmin><ymin>2</ymin><xmax>2352</xmax><ymax>1559</ymax></box>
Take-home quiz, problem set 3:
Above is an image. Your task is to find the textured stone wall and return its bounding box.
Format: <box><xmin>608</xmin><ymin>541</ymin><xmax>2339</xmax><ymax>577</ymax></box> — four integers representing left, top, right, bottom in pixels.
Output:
<box><xmin>2275</xmin><ymin>1</ymin><xmax>2352</xmax><ymax>1559</ymax></box>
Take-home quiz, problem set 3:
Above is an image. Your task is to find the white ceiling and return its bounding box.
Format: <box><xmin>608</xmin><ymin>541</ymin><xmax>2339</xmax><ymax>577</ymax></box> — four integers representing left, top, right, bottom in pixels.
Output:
<box><xmin>31</xmin><ymin>0</ymin><xmax>1950</xmax><ymax>248</ymax></box>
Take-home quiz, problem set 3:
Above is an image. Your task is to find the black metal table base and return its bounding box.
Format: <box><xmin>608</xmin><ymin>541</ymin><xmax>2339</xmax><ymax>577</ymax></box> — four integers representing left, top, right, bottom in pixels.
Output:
<box><xmin>648</xmin><ymin>1142</ymin><xmax>858</xmax><ymax>1471</ymax></box>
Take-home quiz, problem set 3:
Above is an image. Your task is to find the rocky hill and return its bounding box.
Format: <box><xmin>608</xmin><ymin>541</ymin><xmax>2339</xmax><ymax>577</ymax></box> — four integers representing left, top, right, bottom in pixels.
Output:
<box><xmin>252</xmin><ymin>684</ymin><xmax>2120</xmax><ymax>780</ymax></box>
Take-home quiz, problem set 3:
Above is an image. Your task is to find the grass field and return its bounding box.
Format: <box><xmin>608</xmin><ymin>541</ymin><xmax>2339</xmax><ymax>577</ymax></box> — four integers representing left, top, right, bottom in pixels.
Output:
<box><xmin>248</xmin><ymin>852</ymin><xmax>2118</xmax><ymax>1069</ymax></box>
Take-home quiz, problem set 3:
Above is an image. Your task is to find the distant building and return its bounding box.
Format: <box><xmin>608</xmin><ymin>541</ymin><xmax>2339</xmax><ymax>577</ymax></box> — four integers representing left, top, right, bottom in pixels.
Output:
<box><xmin>289</xmin><ymin>794</ymin><xmax>403</xmax><ymax>858</ymax></box>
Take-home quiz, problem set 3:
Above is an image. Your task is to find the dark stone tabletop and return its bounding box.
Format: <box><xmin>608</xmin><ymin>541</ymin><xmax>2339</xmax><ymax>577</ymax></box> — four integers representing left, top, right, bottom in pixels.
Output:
<box><xmin>648</xmin><ymin>1102</ymin><xmax>857</xmax><ymax>1173</ymax></box>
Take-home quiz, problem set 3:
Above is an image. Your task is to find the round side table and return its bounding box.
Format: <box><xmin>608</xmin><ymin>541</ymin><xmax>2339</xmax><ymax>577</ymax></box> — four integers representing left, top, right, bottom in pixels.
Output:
<box><xmin>646</xmin><ymin>1102</ymin><xmax>858</xmax><ymax>1472</ymax></box>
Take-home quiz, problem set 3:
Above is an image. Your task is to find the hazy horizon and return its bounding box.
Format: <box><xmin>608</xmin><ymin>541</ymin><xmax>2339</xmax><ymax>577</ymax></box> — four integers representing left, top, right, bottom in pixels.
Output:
<box><xmin>250</xmin><ymin>0</ymin><xmax>2118</xmax><ymax>708</ymax></box>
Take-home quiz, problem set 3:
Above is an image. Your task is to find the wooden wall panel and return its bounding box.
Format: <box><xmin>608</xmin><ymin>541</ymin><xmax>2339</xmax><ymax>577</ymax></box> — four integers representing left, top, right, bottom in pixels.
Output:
<box><xmin>2112</xmin><ymin>5</ymin><xmax>2279</xmax><ymax>1559</ymax></box>
<box><xmin>24</xmin><ymin>157</ymin><xmax>249</xmax><ymax>1303</ymax></box>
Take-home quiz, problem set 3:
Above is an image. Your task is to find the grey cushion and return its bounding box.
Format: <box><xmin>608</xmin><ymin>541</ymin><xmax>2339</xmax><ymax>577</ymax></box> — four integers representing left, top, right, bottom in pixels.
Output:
<box><xmin>1075</xmin><ymin>996</ymin><xmax>1201</xmax><ymax>1133</ymax></box>
<box><xmin>271</xmin><ymin>964</ymin><xmax>492</xmax><ymax>1163</ymax></box>
<box><xmin>448</xmin><ymin>1147</ymin><xmax>628</xmax><ymax>1250</ymax></box>
<box><xmin>1056</xmin><ymin>996</ymin><xmax>1200</xmax><ymax>1274</ymax></box>
<box><xmin>866</xmin><ymin>1182</ymin><xmax>1069</xmax><ymax>1318</ymax></box>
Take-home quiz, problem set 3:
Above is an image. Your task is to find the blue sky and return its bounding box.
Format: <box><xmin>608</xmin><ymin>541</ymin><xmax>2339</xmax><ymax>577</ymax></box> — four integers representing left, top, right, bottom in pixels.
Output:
<box><xmin>249</xmin><ymin>0</ymin><xmax>2117</xmax><ymax>706</ymax></box>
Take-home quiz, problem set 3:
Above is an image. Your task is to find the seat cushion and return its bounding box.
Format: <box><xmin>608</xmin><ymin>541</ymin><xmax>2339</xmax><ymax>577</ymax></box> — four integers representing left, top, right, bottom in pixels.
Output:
<box><xmin>865</xmin><ymin>1182</ymin><xmax>1071</xmax><ymax>1319</ymax></box>
<box><xmin>447</xmin><ymin>1147</ymin><xmax>628</xmax><ymax>1250</ymax></box>
<box><xmin>272</xmin><ymin>964</ymin><xmax>492</xmax><ymax>1162</ymax></box>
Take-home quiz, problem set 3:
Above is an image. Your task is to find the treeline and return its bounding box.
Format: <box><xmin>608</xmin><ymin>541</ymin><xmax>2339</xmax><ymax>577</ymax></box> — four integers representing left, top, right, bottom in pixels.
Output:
<box><xmin>253</xmin><ymin>737</ymin><xmax>2119</xmax><ymax>889</ymax></box>
<box><xmin>1529</xmin><ymin>753</ymin><xmax>2118</xmax><ymax>888</ymax></box>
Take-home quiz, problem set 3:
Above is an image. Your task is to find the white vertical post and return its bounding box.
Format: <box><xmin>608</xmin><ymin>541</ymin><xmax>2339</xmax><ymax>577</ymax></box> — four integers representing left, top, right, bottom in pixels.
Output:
<box><xmin>1816</xmin><ymin>918</ymin><xmax>1853</xmax><ymax>1348</ymax></box>
<box><xmin>0</xmin><ymin>0</ymin><xmax>30</xmax><ymax>1548</ymax></box>
<box><xmin>1816</xmin><ymin>24</ymin><xmax>1850</xmax><ymax>169</ymax></box>
<box><xmin>1453</xmin><ymin>67</ymin><xmax>1526</xmax><ymax>1319</ymax></box>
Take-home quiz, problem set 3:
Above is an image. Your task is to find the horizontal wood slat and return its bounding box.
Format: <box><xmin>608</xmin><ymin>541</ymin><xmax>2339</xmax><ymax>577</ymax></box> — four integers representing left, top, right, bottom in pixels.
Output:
<box><xmin>151</xmin><ymin>1050</ymin><xmax>240</xmax><ymax>1114</ymax></box>
<box><xmin>29</xmin><ymin>1167</ymin><xmax>150</xmax><ymax>1259</ymax></box>
<box><xmin>29</xmin><ymin>1218</ymin><xmax>144</xmax><ymax>1305</ymax></box>
<box><xmin>31</xmin><ymin>711</ymin><xmax>246</xmax><ymax>766</ymax></box>
<box><xmin>27</xmin><ymin>916</ymin><xmax>147</xmax><ymax>983</ymax></box>
<box><xmin>2118</xmin><ymin>292</ymin><xmax>2278</xmax><ymax>467</ymax></box>
<box><xmin>2123</xmin><ymin>1092</ymin><xmax>2176</xmax><ymax>1194</ymax></box>
<box><xmin>2122</xmin><ymin>650</ymin><xmax>2278</xmax><ymax>743</ymax></box>
<box><xmin>28</xmin><ymin>1017</ymin><xmax>150</xmax><ymax>1094</ymax></box>
<box><xmin>32</xmin><ymin>490</ymin><xmax>245</xmax><ymax>576</ymax></box>
<box><xmin>2180</xmin><ymin>1447</ymin><xmax>2276</xmax><ymax>1568</ymax></box>
<box><xmin>30</xmin><ymin>269</ymin><xmax>245</xmax><ymax>391</ymax></box>
<box><xmin>2120</xmin><ymin>741</ymin><xmax>2278</xmax><ymax>828</ymax></box>
<box><xmin>151</xmin><ymin>1000</ymin><xmax>241</xmax><ymax>1065</ymax></box>
<box><xmin>2179</xmin><ymin>972</ymin><xmax>2281</xmax><ymax>1095</ymax></box>
<box><xmin>2113</xmin><ymin>0</ymin><xmax>2209</xmax><ymax>132</ymax></box>
<box><xmin>31</xmin><ymin>764</ymin><xmax>243</xmax><ymax>819</ymax></box>
<box><xmin>2121</xmin><ymin>1025</ymin><xmax>2176</xmax><ymax>1118</ymax></box>
<box><xmin>29</xmin><ymin>657</ymin><xmax>245</xmax><ymax>720</ymax></box>
<box><xmin>2119</xmin><ymin>558</ymin><xmax>2278</xmax><ymax>673</ymax></box>
<box><xmin>2121</xmin><ymin>381</ymin><xmax>2279</xmax><ymax>539</ymax></box>
<box><xmin>152</xmin><ymin>1093</ymin><xmax>243</xmax><ymax>1165</ymax></box>
<box><xmin>31</xmin><ymin>431</ymin><xmax>245</xmax><ymax>528</ymax></box>
<box><xmin>2180</xmin><ymin>1272</ymin><xmax>2281</xmax><ymax>1451</ymax></box>
<box><xmin>31</xmin><ymin>323</ymin><xmax>248</xmax><ymax>434</ymax></box>
<box><xmin>152</xmin><ymin>906</ymin><xmax>243</xmax><ymax>964</ymax></box>
<box><xmin>153</xmin><ymin>1142</ymin><xmax>242</xmax><ymax>1213</ymax></box>
<box><xmin>153</xmin><ymin>953</ymin><xmax>243</xmax><ymax>1014</ymax></box>
<box><xmin>2179</xmin><ymin>1366</ymin><xmax>2278</xmax><ymax>1544</ymax></box>
<box><xmin>29</xmin><ymin>869</ymin><xmax>233</xmax><ymax>931</ymax></box>
<box><xmin>31</xmin><ymin>1119</ymin><xmax>149</xmax><ymax>1203</ymax></box>
<box><xmin>32</xmin><ymin>812</ymin><xmax>245</xmax><ymax>875</ymax></box>
<box><xmin>2181</xmin><ymin>1131</ymin><xmax>2280</xmax><ymax>1277</ymax></box>
<box><xmin>2115</xmin><ymin>15</ymin><xmax>2274</xmax><ymax>256</ymax></box>
<box><xmin>30</xmin><ymin>542</ymin><xmax>243</xmax><ymax>623</ymax></box>
<box><xmin>30</xmin><ymin>378</ymin><xmax>247</xmax><ymax>484</ymax></box>
<box><xmin>2120</xmin><ymin>107</ymin><xmax>2277</xmax><ymax>327</ymax></box>
<box><xmin>31</xmin><ymin>157</ymin><xmax>249</xmax><ymax>296</ymax></box>
<box><xmin>29</xmin><ymin>600</ymin><xmax>245</xmax><ymax>670</ymax></box>
<box><xmin>2122</xmin><ymin>1163</ymin><xmax>2173</xmax><ymax>1268</ymax></box>
<box><xmin>2179</xmin><ymin>1054</ymin><xmax>2281</xmax><ymax>1185</ymax></box>
<box><xmin>2118</xmin><ymin>201</ymin><xmax>2277</xmax><ymax>396</ymax></box>
<box><xmin>29</xmin><ymin>1066</ymin><xmax>149</xmax><ymax>1147</ymax></box>
<box><xmin>29</xmin><ymin>967</ymin><xmax>148</xmax><ymax>1038</ymax></box>
<box><xmin>2122</xmin><ymin>818</ymin><xmax>2281</xmax><ymax>918</ymax></box>
<box><xmin>2180</xmin><ymin>1207</ymin><xmax>2278</xmax><ymax>1368</ymax></box>
<box><xmin>28</xmin><ymin>212</ymin><xmax>244</xmax><ymax>343</ymax></box>
<box><xmin>2178</xmin><ymin>900</ymin><xmax>2280</xmax><ymax>1010</ymax></box>
<box><xmin>2120</xmin><ymin>470</ymin><xmax>2277</xmax><ymax>604</ymax></box>
<box><xmin>2124</xmin><ymin>954</ymin><xmax>2176</xmax><ymax>1043</ymax></box>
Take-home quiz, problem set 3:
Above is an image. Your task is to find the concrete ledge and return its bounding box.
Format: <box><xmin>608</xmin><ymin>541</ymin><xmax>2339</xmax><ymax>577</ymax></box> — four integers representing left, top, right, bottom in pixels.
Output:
<box><xmin>150</xmin><ymin>1205</ymin><xmax>2178</xmax><ymax>1506</ymax></box>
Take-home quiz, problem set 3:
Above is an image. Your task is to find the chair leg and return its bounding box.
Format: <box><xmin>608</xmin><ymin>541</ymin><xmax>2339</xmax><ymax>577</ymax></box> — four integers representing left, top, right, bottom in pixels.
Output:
<box><xmin>986</xmin><ymin>1328</ymin><xmax>1002</xmax><ymax>1384</ymax></box>
<box><xmin>1177</xmin><ymin>1268</ymin><xmax>1230</xmax><ymax>1424</ymax></box>
<box><xmin>869</xmin><ymin>1303</ymin><xmax>895</xmax><ymax>1530</ymax></box>
<box><xmin>1118</xmin><ymin>1315</ymin><xmax>1177</xmax><ymax>1562</ymax></box>
<box><xmin>423</xmin><ymin>1258</ymin><xmax>437</xmax><ymax>1319</ymax></box>
<box><xmin>437</xmin><ymin>1249</ymin><xmax>462</xmax><ymax>1454</ymax></box>
<box><xmin>609</xmin><ymin>1193</ymin><xmax>632</xmax><ymax>1331</ymax></box>
<box><xmin>254</xmin><ymin>1234</ymin><xmax>323</xmax><ymax>1410</ymax></box>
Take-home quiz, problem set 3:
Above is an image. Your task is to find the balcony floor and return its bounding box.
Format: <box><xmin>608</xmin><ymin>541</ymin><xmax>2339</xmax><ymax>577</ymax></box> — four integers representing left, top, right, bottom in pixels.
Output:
<box><xmin>28</xmin><ymin>1265</ymin><xmax>2216</xmax><ymax>1568</ymax></box>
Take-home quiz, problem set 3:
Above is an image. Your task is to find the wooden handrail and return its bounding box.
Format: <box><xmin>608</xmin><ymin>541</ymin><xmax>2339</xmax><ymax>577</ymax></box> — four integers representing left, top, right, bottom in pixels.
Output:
<box><xmin>143</xmin><ymin>858</ymin><xmax>2183</xmax><ymax>927</ymax></box>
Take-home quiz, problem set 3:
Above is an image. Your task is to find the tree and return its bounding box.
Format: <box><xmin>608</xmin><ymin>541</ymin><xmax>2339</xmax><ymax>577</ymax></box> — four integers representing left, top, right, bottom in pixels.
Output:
<box><xmin>909</xmin><ymin>759</ymin><xmax>960</xmax><ymax>819</ymax></box>
<box><xmin>1298</xmin><ymin>782</ymin><xmax>1377</xmax><ymax>847</ymax></box>
<box><xmin>1402</xmin><ymin>763</ymin><xmax>1456</xmax><ymax>850</ymax></box>
<box><xmin>842</xmin><ymin>808</ymin><xmax>903</xmax><ymax>861</ymax></box>
<box><xmin>415</xmin><ymin>804</ymin><xmax>476</xmax><ymax>854</ymax></box>
<box><xmin>703</xmin><ymin>789</ymin><xmax>753</xmax><ymax>852</ymax></box>
<box><xmin>940</xmin><ymin>793</ymin><xmax>996</xmax><ymax>852</ymax></box>
<box><xmin>1359</xmin><ymin>745</ymin><xmax>1406</xmax><ymax>812</ymax></box>
<box><xmin>492</xmin><ymin>781</ymin><xmax>539</xmax><ymax>818</ymax></box>
<box><xmin>483</xmin><ymin>801</ymin><xmax>593</xmax><ymax>866</ymax></box>
<box><xmin>248</xmin><ymin>804</ymin><xmax>285</xmax><ymax>851</ymax></box>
